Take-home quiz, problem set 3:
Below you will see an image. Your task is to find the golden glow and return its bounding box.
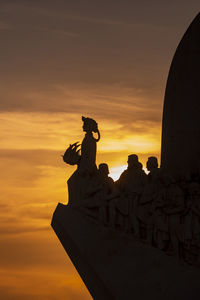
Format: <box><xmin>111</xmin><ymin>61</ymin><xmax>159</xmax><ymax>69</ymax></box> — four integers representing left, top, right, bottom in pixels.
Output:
<box><xmin>0</xmin><ymin>107</ymin><xmax>161</xmax><ymax>299</ymax></box>
<box><xmin>109</xmin><ymin>164</ymin><xmax>127</xmax><ymax>181</ymax></box>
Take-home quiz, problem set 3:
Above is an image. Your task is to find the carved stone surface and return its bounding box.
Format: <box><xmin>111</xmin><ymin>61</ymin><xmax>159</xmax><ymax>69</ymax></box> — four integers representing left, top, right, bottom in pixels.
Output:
<box><xmin>161</xmin><ymin>13</ymin><xmax>200</xmax><ymax>180</ymax></box>
<box><xmin>52</xmin><ymin>204</ymin><xmax>200</xmax><ymax>300</ymax></box>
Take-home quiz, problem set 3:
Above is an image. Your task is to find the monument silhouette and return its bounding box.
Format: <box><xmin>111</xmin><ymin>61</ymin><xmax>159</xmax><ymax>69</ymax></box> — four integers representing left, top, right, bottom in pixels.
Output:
<box><xmin>52</xmin><ymin>13</ymin><xmax>200</xmax><ymax>300</ymax></box>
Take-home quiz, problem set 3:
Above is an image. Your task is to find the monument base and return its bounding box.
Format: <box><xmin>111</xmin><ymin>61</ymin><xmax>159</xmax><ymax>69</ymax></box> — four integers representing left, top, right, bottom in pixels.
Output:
<box><xmin>52</xmin><ymin>203</ymin><xmax>200</xmax><ymax>300</ymax></box>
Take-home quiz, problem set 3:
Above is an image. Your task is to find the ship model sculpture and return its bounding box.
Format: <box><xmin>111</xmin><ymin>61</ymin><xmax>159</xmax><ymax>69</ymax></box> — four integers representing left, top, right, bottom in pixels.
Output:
<box><xmin>52</xmin><ymin>13</ymin><xmax>200</xmax><ymax>300</ymax></box>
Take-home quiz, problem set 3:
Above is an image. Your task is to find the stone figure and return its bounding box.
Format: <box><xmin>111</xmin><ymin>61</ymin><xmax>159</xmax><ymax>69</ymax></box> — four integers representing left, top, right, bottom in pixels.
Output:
<box><xmin>61</xmin><ymin>122</ymin><xmax>200</xmax><ymax>266</ymax></box>
<box><xmin>98</xmin><ymin>163</ymin><xmax>114</xmax><ymax>187</ymax></box>
<box><xmin>146</xmin><ymin>157</ymin><xmax>160</xmax><ymax>182</ymax></box>
<box><xmin>138</xmin><ymin>157</ymin><xmax>160</xmax><ymax>243</ymax></box>
<box><xmin>190</xmin><ymin>183</ymin><xmax>200</xmax><ymax>247</ymax></box>
<box><xmin>61</xmin><ymin>116</ymin><xmax>200</xmax><ymax>265</ymax></box>
<box><xmin>152</xmin><ymin>173</ymin><xmax>171</xmax><ymax>250</ymax></box>
<box><xmin>63</xmin><ymin>142</ymin><xmax>83</xmax><ymax>207</ymax></box>
<box><xmin>96</xmin><ymin>163</ymin><xmax>116</xmax><ymax>224</ymax></box>
<box><xmin>63</xmin><ymin>116</ymin><xmax>100</xmax><ymax>207</ymax></box>
<box><xmin>183</xmin><ymin>182</ymin><xmax>200</xmax><ymax>263</ymax></box>
<box><xmin>183</xmin><ymin>183</ymin><xmax>195</xmax><ymax>249</ymax></box>
<box><xmin>79</xmin><ymin>116</ymin><xmax>100</xmax><ymax>176</ymax></box>
<box><xmin>163</xmin><ymin>184</ymin><xmax>185</xmax><ymax>258</ymax></box>
<box><xmin>116</xmin><ymin>154</ymin><xmax>147</xmax><ymax>234</ymax></box>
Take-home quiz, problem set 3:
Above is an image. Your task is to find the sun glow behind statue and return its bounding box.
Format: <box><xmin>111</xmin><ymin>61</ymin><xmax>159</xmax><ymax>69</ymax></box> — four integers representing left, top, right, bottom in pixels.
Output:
<box><xmin>109</xmin><ymin>165</ymin><xmax>149</xmax><ymax>181</ymax></box>
<box><xmin>108</xmin><ymin>165</ymin><xmax>126</xmax><ymax>181</ymax></box>
<box><xmin>109</xmin><ymin>165</ymin><xmax>127</xmax><ymax>181</ymax></box>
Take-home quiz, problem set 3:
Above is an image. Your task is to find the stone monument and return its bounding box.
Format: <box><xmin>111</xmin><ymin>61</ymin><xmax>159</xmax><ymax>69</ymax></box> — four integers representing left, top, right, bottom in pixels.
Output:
<box><xmin>161</xmin><ymin>13</ymin><xmax>200</xmax><ymax>180</ymax></box>
<box><xmin>52</xmin><ymin>13</ymin><xmax>200</xmax><ymax>300</ymax></box>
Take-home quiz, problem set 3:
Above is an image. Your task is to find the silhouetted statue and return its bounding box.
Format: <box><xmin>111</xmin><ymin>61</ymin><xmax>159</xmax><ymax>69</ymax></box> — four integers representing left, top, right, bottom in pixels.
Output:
<box><xmin>116</xmin><ymin>154</ymin><xmax>147</xmax><ymax>233</ymax></box>
<box><xmin>164</xmin><ymin>183</ymin><xmax>185</xmax><ymax>258</ymax></box>
<box><xmin>96</xmin><ymin>163</ymin><xmax>118</xmax><ymax>225</ymax></box>
<box><xmin>61</xmin><ymin>116</ymin><xmax>200</xmax><ymax>266</ymax></box>
<box><xmin>183</xmin><ymin>183</ymin><xmax>195</xmax><ymax>252</ymax></box>
<box><xmin>62</xmin><ymin>141</ymin><xmax>83</xmax><ymax>207</ymax></box>
<box><xmin>79</xmin><ymin>116</ymin><xmax>100</xmax><ymax>176</ymax></box>
<box><xmin>63</xmin><ymin>116</ymin><xmax>100</xmax><ymax>207</ymax></box>
<box><xmin>183</xmin><ymin>182</ymin><xmax>200</xmax><ymax>263</ymax></box>
<box><xmin>190</xmin><ymin>183</ymin><xmax>200</xmax><ymax>264</ymax></box>
<box><xmin>190</xmin><ymin>183</ymin><xmax>200</xmax><ymax>248</ymax></box>
<box><xmin>146</xmin><ymin>157</ymin><xmax>160</xmax><ymax>182</ymax></box>
<box><xmin>98</xmin><ymin>163</ymin><xmax>114</xmax><ymax>186</ymax></box>
<box><xmin>152</xmin><ymin>173</ymin><xmax>171</xmax><ymax>250</ymax></box>
<box><xmin>138</xmin><ymin>156</ymin><xmax>160</xmax><ymax>243</ymax></box>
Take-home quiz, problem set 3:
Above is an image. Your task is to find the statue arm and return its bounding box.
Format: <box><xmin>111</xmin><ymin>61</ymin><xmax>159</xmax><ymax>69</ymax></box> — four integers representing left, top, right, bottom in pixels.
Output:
<box><xmin>94</xmin><ymin>129</ymin><xmax>100</xmax><ymax>142</ymax></box>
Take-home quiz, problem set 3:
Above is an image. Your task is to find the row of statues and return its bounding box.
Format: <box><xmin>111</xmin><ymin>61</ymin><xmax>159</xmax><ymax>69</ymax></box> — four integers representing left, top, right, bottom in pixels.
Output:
<box><xmin>63</xmin><ymin>117</ymin><xmax>200</xmax><ymax>266</ymax></box>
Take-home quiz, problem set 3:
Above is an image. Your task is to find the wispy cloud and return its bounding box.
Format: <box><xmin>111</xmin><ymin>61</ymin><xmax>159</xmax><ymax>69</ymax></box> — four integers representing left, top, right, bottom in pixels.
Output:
<box><xmin>51</xmin><ymin>29</ymin><xmax>79</xmax><ymax>38</ymax></box>
<box><xmin>0</xmin><ymin>109</ymin><xmax>161</xmax><ymax>156</ymax></box>
<box><xmin>0</xmin><ymin>82</ymin><xmax>162</xmax><ymax>123</ymax></box>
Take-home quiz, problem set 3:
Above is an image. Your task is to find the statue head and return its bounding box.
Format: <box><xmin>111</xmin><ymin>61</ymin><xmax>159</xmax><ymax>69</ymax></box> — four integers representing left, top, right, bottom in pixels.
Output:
<box><xmin>146</xmin><ymin>156</ymin><xmax>158</xmax><ymax>171</ymax></box>
<box><xmin>82</xmin><ymin>116</ymin><xmax>98</xmax><ymax>133</ymax></box>
<box><xmin>127</xmin><ymin>154</ymin><xmax>139</xmax><ymax>169</ymax></box>
<box><xmin>98</xmin><ymin>163</ymin><xmax>109</xmax><ymax>177</ymax></box>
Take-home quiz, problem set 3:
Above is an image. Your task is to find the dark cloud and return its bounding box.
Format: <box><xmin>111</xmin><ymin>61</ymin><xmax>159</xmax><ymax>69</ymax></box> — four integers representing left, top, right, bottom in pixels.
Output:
<box><xmin>0</xmin><ymin>84</ymin><xmax>163</xmax><ymax>131</ymax></box>
<box><xmin>0</xmin><ymin>1</ymin><xmax>199</xmax><ymax>118</ymax></box>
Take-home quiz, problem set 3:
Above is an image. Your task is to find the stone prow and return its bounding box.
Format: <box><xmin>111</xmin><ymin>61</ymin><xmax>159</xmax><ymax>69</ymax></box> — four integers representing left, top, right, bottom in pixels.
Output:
<box><xmin>51</xmin><ymin>203</ymin><xmax>114</xmax><ymax>300</ymax></box>
<box><xmin>51</xmin><ymin>203</ymin><xmax>200</xmax><ymax>300</ymax></box>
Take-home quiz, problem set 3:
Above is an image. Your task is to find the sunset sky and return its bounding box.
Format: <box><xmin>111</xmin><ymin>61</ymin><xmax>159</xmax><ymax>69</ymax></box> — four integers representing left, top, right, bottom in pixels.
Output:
<box><xmin>0</xmin><ymin>1</ymin><xmax>199</xmax><ymax>299</ymax></box>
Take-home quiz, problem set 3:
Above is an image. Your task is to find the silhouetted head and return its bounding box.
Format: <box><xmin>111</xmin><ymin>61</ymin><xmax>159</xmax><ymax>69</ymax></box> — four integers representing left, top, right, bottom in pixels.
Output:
<box><xmin>146</xmin><ymin>156</ymin><xmax>158</xmax><ymax>171</ymax></box>
<box><xmin>82</xmin><ymin>116</ymin><xmax>98</xmax><ymax>133</ymax></box>
<box><xmin>127</xmin><ymin>154</ymin><xmax>139</xmax><ymax>169</ymax></box>
<box><xmin>98</xmin><ymin>163</ymin><xmax>109</xmax><ymax>177</ymax></box>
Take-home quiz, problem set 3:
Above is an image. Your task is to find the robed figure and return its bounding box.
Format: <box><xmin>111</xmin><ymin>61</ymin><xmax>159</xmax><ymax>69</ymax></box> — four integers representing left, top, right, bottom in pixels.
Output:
<box><xmin>63</xmin><ymin>116</ymin><xmax>100</xmax><ymax>207</ymax></box>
